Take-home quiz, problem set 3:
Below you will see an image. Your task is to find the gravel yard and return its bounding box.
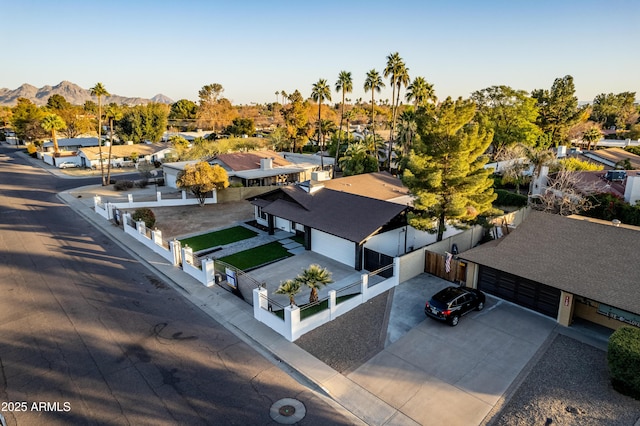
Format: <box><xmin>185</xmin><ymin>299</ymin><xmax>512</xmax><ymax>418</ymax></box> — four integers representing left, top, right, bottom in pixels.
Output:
<box><xmin>485</xmin><ymin>333</ymin><xmax>640</xmax><ymax>425</ymax></box>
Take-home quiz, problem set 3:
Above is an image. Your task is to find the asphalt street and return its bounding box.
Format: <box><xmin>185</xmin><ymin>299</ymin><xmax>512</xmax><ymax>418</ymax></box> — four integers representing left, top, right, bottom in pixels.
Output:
<box><xmin>0</xmin><ymin>146</ymin><xmax>357</xmax><ymax>425</ymax></box>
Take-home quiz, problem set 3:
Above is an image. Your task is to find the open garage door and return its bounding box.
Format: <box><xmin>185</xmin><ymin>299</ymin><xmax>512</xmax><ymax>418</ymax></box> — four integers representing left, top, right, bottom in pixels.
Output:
<box><xmin>478</xmin><ymin>266</ymin><xmax>560</xmax><ymax>318</ymax></box>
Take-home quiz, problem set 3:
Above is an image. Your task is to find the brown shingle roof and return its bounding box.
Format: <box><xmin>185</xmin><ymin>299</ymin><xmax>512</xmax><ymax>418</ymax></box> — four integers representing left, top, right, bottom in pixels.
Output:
<box><xmin>215</xmin><ymin>150</ymin><xmax>290</xmax><ymax>171</ymax></box>
<box><xmin>587</xmin><ymin>147</ymin><xmax>640</xmax><ymax>170</ymax></box>
<box><xmin>460</xmin><ymin>210</ymin><xmax>640</xmax><ymax>315</ymax></box>
<box><xmin>322</xmin><ymin>171</ymin><xmax>410</xmax><ymax>201</ymax></box>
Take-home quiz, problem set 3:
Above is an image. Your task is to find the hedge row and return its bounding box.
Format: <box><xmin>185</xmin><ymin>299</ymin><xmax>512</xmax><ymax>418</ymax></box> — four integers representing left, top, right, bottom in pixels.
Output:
<box><xmin>608</xmin><ymin>326</ymin><xmax>640</xmax><ymax>400</ymax></box>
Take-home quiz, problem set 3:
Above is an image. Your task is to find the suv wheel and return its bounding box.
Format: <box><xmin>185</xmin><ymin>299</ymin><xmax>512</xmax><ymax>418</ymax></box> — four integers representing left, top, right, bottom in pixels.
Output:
<box><xmin>477</xmin><ymin>301</ymin><xmax>484</xmax><ymax>311</ymax></box>
<box><xmin>449</xmin><ymin>315</ymin><xmax>460</xmax><ymax>327</ymax></box>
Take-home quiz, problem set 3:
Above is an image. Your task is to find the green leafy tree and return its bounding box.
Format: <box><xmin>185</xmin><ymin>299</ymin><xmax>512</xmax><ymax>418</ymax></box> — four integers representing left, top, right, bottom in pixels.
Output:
<box><xmin>105</xmin><ymin>103</ymin><xmax>123</xmax><ymax>184</ymax></box>
<box><xmin>297</xmin><ymin>264</ymin><xmax>333</xmax><ymax>304</ymax></box>
<box><xmin>46</xmin><ymin>94</ymin><xmax>71</xmax><ymax>111</ymax></box>
<box><xmin>11</xmin><ymin>98</ymin><xmax>46</xmax><ymax>143</ymax></box>
<box><xmin>225</xmin><ymin>117</ymin><xmax>255</xmax><ymax>137</ymax></box>
<box><xmin>590</xmin><ymin>92</ymin><xmax>638</xmax><ymax>130</ymax></box>
<box><xmin>91</xmin><ymin>82</ymin><xmax>110</xmax><ymax>185</ymax></box>
<box><xmin>364</xmin><ymin>69</ymin><xmax>385</xmax><ymax>144</ymax></box>
<box><xmin>40</xmin><ymin>113</ymin><xmax>66</xmax><ymax>155</ymax></box>
<box><xmin>335</xmin><ymin>71</ymin><xmax>353</xmax><ymax>177</ymax></box>
<box><xmin>531</xmin><ymin>75</ymin><xmax>581</xmax><ymax>146</ymax></box>
<box><xmin>275</xmin><ymin>279</ymin><xmax>301</xmax><ymax>307</ymax></box>
<box><xmin>402</xmin><ymin>97</ymin><xmax>499</xmax><ymax>241</ymax></box>
<box><xmin>339</xmin><ymin>142</ymin><xmax>378</xmax><ymax>176</ymax></box>
<box><xmin>116</xmin><ymin>104</ymin><xmax>169</xmax><ymax>144</ymax></box>
<box><xmin>311</xmin><ymin>79</ymin><xmax>332</xmax><ymax>169</ymax></box>
<box><xmin>176</xmin><ymin>161</ymin><xmax>229</xmax><ymax>206</ymax></box>
<box><xmin>281</xmin><ymin>90</ymin><xmax>310</xmax><ymax>153</ymax></box>
<box><xmin>58</xmin><ymin>105</ymin><xmax>92</xmax><ymax>138</ymax></box>
<box><xmin>405</xmin><ymin>76</ymin><xmax>436</xmax><ymax>108</ymax></box>
<box><xmin>169</xmin><ymin>99</ymin><xmax>198</xmax><ymax>120</ymax></box>
<box><xmin>269</xmin><ymin>126</ymin><xmax>290</xmax><ymax>151</ymax></box>
<box><xmin>472</xmin><ymin>85</ymin><xmax>541</xmax><ymax>155</ymax></box>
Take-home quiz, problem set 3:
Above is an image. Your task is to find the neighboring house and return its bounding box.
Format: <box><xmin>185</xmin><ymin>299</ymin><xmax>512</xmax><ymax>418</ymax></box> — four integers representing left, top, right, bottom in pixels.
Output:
<box><xmin>78</xmin><ymin>142</ymin><xmax>174</xmax><ymax>169</ymax></box>
<box><xmin>460</xmin><ymin>210</ymin><xmax>640</xmax><ymax>330</ymax></box>
<box><xmin>538</xmin><ymin>168</ymin><xmax>640</xmax><ymax>206</ymax></box>
<box><xmin>42</xmin><ymin>137</ymin><xmax>100</xmax><ymax>153</ymax></box>
<box><xmin>210</xmin><ymin>150</ymin><xmax>311</xmax><ymax>187</ymax></box>
<box><xmin>163</xmin><ymin>130</ymin><xmax>214</xmax><ymax>142</ymax></box>
<box><xmin>581</xmin><ymin>147</ymin><xmax>640</xmax><ymax>170</ymax></box>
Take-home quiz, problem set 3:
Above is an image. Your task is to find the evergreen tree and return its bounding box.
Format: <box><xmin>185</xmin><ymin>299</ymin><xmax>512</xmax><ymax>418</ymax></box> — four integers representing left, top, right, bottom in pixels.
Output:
<box><xmin>531</xmin><ymin>75</ymin><xmax>581</xmax><ymax>146</ymax></box>
<box><xmin>402</xmin><ymin>97</ymin><xmax>499</xmax><ymax>241</ymax></box>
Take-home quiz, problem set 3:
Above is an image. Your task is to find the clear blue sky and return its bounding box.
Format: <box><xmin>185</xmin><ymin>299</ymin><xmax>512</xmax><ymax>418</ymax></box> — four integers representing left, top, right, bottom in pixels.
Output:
<box><xmin>4</xmin><ymin>0</ymin><xmax>639</xmax><ymax>105</ymax></box>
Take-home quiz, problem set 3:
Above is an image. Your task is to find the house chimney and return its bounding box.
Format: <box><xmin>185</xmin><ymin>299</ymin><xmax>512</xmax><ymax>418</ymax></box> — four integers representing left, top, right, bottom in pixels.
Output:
<box><xmin>260</xmin><ymin>158</ymin><xmax>273</xmax><ymax>170</ymax></box>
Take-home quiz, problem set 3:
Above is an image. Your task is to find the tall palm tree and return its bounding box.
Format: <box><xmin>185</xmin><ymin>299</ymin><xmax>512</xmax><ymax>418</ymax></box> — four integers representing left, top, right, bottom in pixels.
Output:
<box><xmin>384</xmin><ymin>53</ymin><xmax>409</xmax><ymax>171</ymax></box>
<box><xmin>40</xmin><ymin>113</ymin><xmax>66</xmax><ymax>156</ymax></box>
<box><xmin>90</xmin><ymin>82</ymin><xmax>110</xmax><ymax>185</ymax></box>
<box><xmin>104</xmin><ymin>104</ymin><xmax>123</xmax><ymax>185</ymax></box>
<box><xmin>334</xmin><ymin>71</ymin><xmax>353</xmax><ymax>177</ymax></box>
<box><xmin>297</xmin><ymin>264</ymin><xmax>333</xmax><ymax>304</ymax></box>
<box><xmin>310</xmin><ymin>79</ymin><xmax>332</xmax><ymax>170</ymax></box>
<box><xmin>405</xmin><ymin>76</ymin><xmax>435</xmax><ymax>108</ymax></box>
<box><xmin>275</xmin><ymin>279</ymin><xmax>301</xmax><ymax>307</ymax></box>
<box><xmin>364</xmin><ymin>69</ymin><xmax>385</xmax><ymax>146</ymax></box>
<box><xmin>275</xmin><ymin>90</ymin><xmax>279</xmax><ymax>104</ymax></box>
<box><xmin>583</xmin><ymin>127</ymin><xmax>602</xmax><ymax>151</ymax></box>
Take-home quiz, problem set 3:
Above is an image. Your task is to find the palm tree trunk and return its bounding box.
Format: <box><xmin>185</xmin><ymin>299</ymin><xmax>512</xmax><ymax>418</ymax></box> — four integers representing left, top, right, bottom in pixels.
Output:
<box><xmin>106</xmin><ymin>119</ymin><xmax>114</xmax><ymax>185</ymax></box>
<box><xmin>318</xmin><ymin>103</ymin><xmax>324</xmax><ymax>170</ymax></box>
<box><xmin>335</xmin><ymin>91</ymin><xmax>345</xmax><ymax>178</ymax></box>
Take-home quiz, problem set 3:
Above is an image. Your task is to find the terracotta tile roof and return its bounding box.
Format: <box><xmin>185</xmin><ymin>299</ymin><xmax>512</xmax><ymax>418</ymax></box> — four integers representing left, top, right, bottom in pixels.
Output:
<box><xmin>460</xmin><ymin>210</ymin><xmax>640</xmax><ymax>315</ymax></box>
<box><xmin>214</xmin><ymin>150</ymin><xmax>290</xmax><ymax>171</ymax></box>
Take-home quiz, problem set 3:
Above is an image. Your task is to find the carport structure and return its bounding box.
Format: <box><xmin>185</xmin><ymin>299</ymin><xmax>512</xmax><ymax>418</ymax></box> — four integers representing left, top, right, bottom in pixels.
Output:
<box><xmin>460</xmin><ymin>210</ymin><xmax>640</xmax><ymax>330</ymax></box>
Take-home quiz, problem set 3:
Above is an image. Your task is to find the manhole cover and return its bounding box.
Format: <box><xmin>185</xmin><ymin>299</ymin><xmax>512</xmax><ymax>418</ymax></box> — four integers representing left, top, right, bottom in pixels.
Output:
<box><xmin>270</xmin><ymin>398</ymin><xmax>306</xmax><ymax>424</ymax></box>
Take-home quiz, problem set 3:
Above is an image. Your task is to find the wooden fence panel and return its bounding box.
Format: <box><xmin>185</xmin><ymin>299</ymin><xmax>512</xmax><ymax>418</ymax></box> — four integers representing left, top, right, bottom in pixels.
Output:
<box><xmin>424</xmin><ymin>251</ymin><xmax>466</xmax><ymax>284</ymax></box>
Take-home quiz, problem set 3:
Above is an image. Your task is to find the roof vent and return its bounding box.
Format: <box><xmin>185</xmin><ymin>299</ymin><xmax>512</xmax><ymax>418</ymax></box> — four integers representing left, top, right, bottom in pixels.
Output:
<box><xmin>612</xmin><ymin>219</ymin><xmax>621</xmax><ymax>227</ymax></box>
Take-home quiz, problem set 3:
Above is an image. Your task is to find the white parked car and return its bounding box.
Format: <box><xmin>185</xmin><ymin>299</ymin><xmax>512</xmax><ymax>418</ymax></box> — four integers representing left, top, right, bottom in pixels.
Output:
<box><xmin>59</xmin><ymin>161</ymin><xmax>78</xmax><ymax>169</ymax></box>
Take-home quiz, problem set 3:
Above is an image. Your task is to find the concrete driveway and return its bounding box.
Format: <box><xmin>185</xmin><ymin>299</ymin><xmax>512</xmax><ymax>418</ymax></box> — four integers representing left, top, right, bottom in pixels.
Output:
<box><xmin>348</xmin><ymin>274</ymin><xmax>557</xmax><ymax>425</ymax></box>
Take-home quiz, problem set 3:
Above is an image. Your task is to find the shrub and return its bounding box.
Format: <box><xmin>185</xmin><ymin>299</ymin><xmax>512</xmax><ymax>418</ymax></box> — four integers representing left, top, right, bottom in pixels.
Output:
<box><xmin>132</xmin><ymin>208</ymin><xmax>156</xmax><ymax>228</ymax></box>
<box><xmin>114</xmin><ymin>180</ymin><xmax>134</xmax><ymax>191</ymax></box>
<box><xmin>135</xmin><ymin>179</ymin><xmax>148</xmax><ymax>188</ymax></box>
<box><xmin>494</xmin><ymin>189</ymin><xmax>528</xmax><ymax>207</ymax></box>
<box><xmin>608</xmin><ymin>326</ymin><xmax>640</xmax><ymax>400</ymax></box>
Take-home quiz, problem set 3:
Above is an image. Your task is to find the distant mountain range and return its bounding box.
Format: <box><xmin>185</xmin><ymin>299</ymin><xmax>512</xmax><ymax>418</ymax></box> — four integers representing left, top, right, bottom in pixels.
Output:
<box><xmin>0</xmin><ymin>81</ymin><xmax>174</xmax><ymax>107</ymax></box>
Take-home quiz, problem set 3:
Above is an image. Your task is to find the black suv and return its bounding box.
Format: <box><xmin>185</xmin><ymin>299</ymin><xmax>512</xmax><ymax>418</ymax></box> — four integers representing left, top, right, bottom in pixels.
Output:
<box><xmin>425</xmin><ymin>286</ymin><xmax>486</xmax><ymax>326</ymax></box>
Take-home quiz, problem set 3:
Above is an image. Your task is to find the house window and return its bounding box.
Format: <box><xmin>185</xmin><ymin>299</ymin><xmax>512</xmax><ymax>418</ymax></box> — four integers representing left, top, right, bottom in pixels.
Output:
<box><xmin>258</xmin><ymin>207</ymin><xmax>267</xmax><ymax>220</ymax></box>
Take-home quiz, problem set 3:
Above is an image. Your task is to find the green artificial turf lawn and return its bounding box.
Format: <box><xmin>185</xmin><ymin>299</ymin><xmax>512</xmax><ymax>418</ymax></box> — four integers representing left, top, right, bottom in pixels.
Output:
<box><xmin>217</xmin><ymin>241</ymin><xmax>293</xmax><ymax>270</ymax></box>
<box><xmin>179</xmin><ymin>226</ymin><xmax>257</xmax><ymax>251</ymax></box>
